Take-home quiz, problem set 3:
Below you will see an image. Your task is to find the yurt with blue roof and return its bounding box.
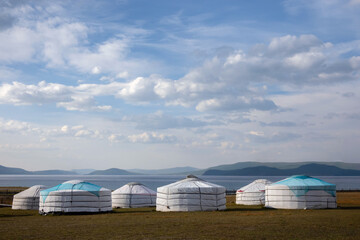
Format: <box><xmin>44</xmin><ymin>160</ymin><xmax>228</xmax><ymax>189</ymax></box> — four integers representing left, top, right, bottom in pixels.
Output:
<box><xmin>39</xmin><ymin>180</ymin><xmax>112</xmax><ymax>214</ymax></box>
<box><xmin>265</xmin><ymin>175</ymin><xmax>337</xmax><ymax>209</ymax></box>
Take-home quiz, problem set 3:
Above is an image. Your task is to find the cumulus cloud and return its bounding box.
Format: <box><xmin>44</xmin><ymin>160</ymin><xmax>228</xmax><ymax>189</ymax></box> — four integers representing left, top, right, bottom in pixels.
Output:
<box><xmin>0</xmin><ymin>33</ymin><xmax>359</xmax><ymax>116</ymax></box>
<box><xmin>0</xmin><ymin>2</ymin><xmax>157</xmax><ymax>77</ymax></box>
<box><xmin>246</xmin><ymin>131</ymin><xmax>301</xmax><ymax>143</ymax></box>
<box><xmin>127</xmin><ymin>132</ymin><xmax>177</xmax><ymax>144</ymax></box>
<box><xmin>0</xmin><ymin>119</ymin><xmax>36</xmax><ymax>134</ymax></box>
<box><xmin>0</xmin><ymin>81</ymin><xmax>114</xmax><ymax>111</ymax></box>
<box><xmin>260</xmin><ymin>121</ymin><xmax>297</xmax><ymax>127</ymax></box>
<box><xmin>57</xmin><ymin>96</ymin><xmax>112</xmax><ymax>112</ymax></box>
<box><xmin>123</xmin><ymin>111</ymin><xmax>207</xmax><ymax>130</ymax></box>
<box><xmin>196</xmin><ymin>97</ymin><xmax>278</xmax><ymax>112</ymax></box>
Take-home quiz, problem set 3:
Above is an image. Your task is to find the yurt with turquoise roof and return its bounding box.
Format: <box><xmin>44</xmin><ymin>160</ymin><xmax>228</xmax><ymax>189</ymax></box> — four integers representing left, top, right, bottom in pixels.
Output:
<box><xmin>236</xmin><ymin>179</ymin><xmax>272</xmax><ymax>205</ymax></box>
<box><xmin>156</xmin><ymin>175</ymin><xmax>226</xmax><ymax>212</ymax></box>
<box><xmin>112</xmin><ymin>182</ymin><xmax>156</xmax><ymax>208</ymax></box>
<box><xmin>12</xmin><ymin>185</ymin><xmax>47</xmax><ymax>210</ymax></box>
<box><xmin>265</xmin><ymin>175</ymin><xmax>337</xmax><ymax>209</ymax></box>
<box><xmin>39</xmin><ymin>180</ymin><xmax>112</xmax><ymax>214</ymax></box>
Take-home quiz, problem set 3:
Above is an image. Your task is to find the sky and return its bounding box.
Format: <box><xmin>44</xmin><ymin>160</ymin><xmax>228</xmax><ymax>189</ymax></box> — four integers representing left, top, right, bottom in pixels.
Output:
<box><xmin>0</xmin><ymin>0</ymin><xmax>360</xmax><ymax>171</ymax></box>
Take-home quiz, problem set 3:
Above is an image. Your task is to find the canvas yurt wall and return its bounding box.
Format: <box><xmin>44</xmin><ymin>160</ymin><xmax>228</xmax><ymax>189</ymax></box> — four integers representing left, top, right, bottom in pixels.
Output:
<box><xmin>156</xmin><ymin>175</ymin><xmax>226</xmax><ymax>212</ymax></box>
<box><xmin>12</xmin><ymin>185</ymin><xmax>47</xmax><ymax>210</ymax></box>
<box><xmin>112</xmin><ymin>182</ymin><xmax>156</xmax><ymax>208</ymax></box>
<box><xmin>265</xmin><ymin>175</ymin><xmax>337</xmax><ymax>209</ymax></box>
<box><xmin>39</xmin><ymin>180</ymin><xmax>112</xmax><ymax>214</ymax></box>
<box><xmin>236</xmin><ymin>179</ymin><xmax>272</xmax><ymax>205</ymax></box>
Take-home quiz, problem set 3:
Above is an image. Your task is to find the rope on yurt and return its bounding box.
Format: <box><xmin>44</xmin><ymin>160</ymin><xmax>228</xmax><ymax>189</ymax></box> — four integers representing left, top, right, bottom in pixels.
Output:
<box><xmin>215</xmin><ymin>188</ymin><xmax>218</xmax><ymax>210</ymax></box>
<box><xmin>166</xmin><ymin>187</ymin><xmax>170</xmax><ymax>209</ymax></box>
<box><xmin>31</xmin><ymin>187</ymin><xmax>38</xmax><ymax>210</ymax></box>
<box><xmin>129</xmin><ymin>184</ymin><xmax>133</xmax><ymax>208</ymax></box>
<box><xmin>70</xmin><ymin>183</ymin><xmax>76</xmax><ymax>212</ymax></box>
<box><xmin>97</xmin><ymin>188</ymin><xmax>101</xmax><ymax>212</ymax></box>
<box><xmin>193</xmin><ymin>181</ymin><xmax>203</xmax><ymax>211</ymax></box>
<box><xmin>142</xmin><ymin>185</ymin><xmax>154</xmax><ymax>205</ymax></box>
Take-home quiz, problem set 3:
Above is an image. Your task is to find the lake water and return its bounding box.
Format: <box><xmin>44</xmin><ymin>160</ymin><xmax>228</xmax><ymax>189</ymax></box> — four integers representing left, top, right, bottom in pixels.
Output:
<box><xmin>0</xmin><ymin>175</ymin><xmax>359</xmax><ymax>191</ymax></box>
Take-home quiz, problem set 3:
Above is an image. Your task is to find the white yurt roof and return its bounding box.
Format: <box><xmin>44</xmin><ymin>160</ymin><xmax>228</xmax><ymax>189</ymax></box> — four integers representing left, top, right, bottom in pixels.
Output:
<box><xmin>12</xmin><ymin>185</ymin><xmax>47</xmax><ymax>210</ymax></box>
<box><xmin>156</xmin><ymin>175</ymin><xmax>226</xmax><ymax>212</ymax></box>
<box><xmin>13</xmin><ymin>185</ymin><xmax>47</xmax><ymax>199</ymax></box>
<box><xmin>158</xmin><ymin>175</ymin><xmax>226</xmax><ymax>193</ymax></box>
<box><xmin>113</xmin><ymin>182</ymin><xmax>156</xmax><ymax>195</ymax></box>
<box><xmin>237</xmin><ymin>179</ymin><xmax>272</xmax><ymax>193</ymax></box>
<box><xmin>112</xmin><ymin>182</ymin><xmax>156</xmax><ymax>208</ymax></box>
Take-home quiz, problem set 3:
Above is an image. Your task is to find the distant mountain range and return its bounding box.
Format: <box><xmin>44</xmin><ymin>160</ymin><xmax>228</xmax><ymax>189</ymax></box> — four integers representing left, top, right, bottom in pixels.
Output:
<box><xmin>193</xmin><ymin>161</ymin><xmax>360</xmax><ymax>175</ymax></box>
<box><xmin>1</xmin><ymin>161</ymin><xmax>360</xmax><ymax>176</ymax></box>
<box><xmin>127</xmin><ymin>166</ymin><xmax>200</xmax><ymax>175</ymax></box>
<box><xmin>88</xmin><ymin>168</ymin><xmax>138</xmax><ymax>175</ymax></box>
<box><xmin>203</xmin><ymin>163</ymin><xmax>360</xmax><ymax>176</ymax></box>
<box><xmin>0</xmin><ymin>165</ymin><xmax>77</xmax><ymax>175</ymax></box>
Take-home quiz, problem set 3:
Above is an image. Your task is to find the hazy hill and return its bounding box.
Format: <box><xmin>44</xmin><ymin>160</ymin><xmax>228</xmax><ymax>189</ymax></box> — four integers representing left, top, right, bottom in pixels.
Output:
<box><xmin>203</xmin><ymin>163</ymin><xmax>360</xmax><ymax>176</ymax></box>
<box><xmin>32</xmin><ymin>170</ymin><xmax>78</xmax><ymax>175</ymax></box>
<box><xmin>195</xmin><ymin>161</ymin><xmax>360</xmax><ymax>175</ymax></box>
<box><xmin>0</xmin><ymin>165</ymin><xmax>30</xmax><ymax>174</ymax></box>
<box><xmin>88</xmin><ymin>168</ymin><xmax>139</xmax><ymax>175</ymax></box>
<box><xmin>0</xmin><ymin>165</ymin><xmax>78</xmax><ymax>175</ymax></box>
<box><xmin>128</xmin><ymin>166</ymin><xmax>200</xmax><ymax>175</ymax></box>
<box><xmin>72</xmin><ymin>169</ymin><xmax>96</xmax><ymax>175</ymax></box>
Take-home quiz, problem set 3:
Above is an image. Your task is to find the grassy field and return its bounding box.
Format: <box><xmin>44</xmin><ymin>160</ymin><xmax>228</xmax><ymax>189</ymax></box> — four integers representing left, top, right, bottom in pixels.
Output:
<box><xmin>0</xmin><ymin>191</ymin><xmax>359</xmax><ymax>240</ymax></box>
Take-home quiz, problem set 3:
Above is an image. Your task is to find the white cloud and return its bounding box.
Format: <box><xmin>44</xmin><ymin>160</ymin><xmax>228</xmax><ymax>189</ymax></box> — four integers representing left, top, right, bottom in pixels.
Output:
<box><xmin>57</xmin><ymin>96</ymin><xmax>112</xmax><ymax>112</ymax></box>
<box><xmin>246</xmin><ymin>131</ymin><xmax>301</xmax><ymax>143</ymax></box>
<box><xmin>0</xmin><ymin>81</ymin><xmax>71</xmax><ymax>105</ymax></box>
<box><xmin>267</xmin><ymin>35</ymin><xmax>322</xmax><ymax>56</ymax></box>
<box><xmin>117</xmin><ymin>77</ymin><xmax>159</xmax><ymax>102</ymax></box>
<box><xmin>195</xmin><ymin>97</ymin><xmax>277</xmax><ymax>112</ymax></box>
<box><xmin>123</xmin><ymin>111</ymin><xmax>207</xmax><ymax>130</ymax></box>
<box><xmin>0</xmin><ymin>34</ymin><xmax>358</xmax><ymax>115</ymax></box>
<box><xmin>127</xmin><ymin>132</ymin><xmax>177</xmax><ymax>144</ymax></box>
<box><xmin>0</xmin><ymin>119</ymin><xmax>34</xmax><ymax>134</ymax></box>
<box><xmin>91</xmin><ymin>66</ymin><xmax>101</xmax><ymax>74</ymax></box>
<box><xmin>0</xmin><ymin>26</ymin><xmax>38</xmax><ymax>62</ymax></box>
<box><xmin>285</xmin><ymin>51</ymin><xmax>325</xmax><ymax>69</ymax></box>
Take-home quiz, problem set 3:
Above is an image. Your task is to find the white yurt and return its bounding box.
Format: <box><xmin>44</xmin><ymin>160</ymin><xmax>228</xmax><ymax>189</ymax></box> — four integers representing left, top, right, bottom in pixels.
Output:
<box><xmin>156</xmin><ymin>175</ymin><xmax>226</xmax><ymax>212</ymax></box>
<box><xmin>236</xmin><ymin>179</ymin><xmax>272</xmax><ymax>205</ymax></box>
<box><xmin>112</xmin><ymin>182</ymin><xmax>156</xmax><ymax>208</ymax></box>
<box><xmin>265</xmin><ymin>175</ymin><xmax>337</xmax><ymax>209</ymax></box>
<box><xmin>39</xmin><ymin>180</ymin><xmax>112</xmax><ymax>214</ymax></box>
<box><xmin>12</xmin><ymin>185</ymin><xmax>47</xmax><ymax>210</ymax></box>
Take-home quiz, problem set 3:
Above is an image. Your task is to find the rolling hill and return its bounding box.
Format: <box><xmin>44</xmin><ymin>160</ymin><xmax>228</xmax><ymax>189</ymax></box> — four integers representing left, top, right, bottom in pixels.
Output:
<box><xmin>203</xmin><ymin>163</ymin><xmax>360</xmax><ymax>176</ymax></box>
<box><xmin>127</xmin><ymin>166</ymin><xmax>200</xmax><ymax>175</ymax></box>
<box><xmin>194</xmin><ymin>161</ymin><xmax>360</xmax><ymax>175</ymax></box>
<box><xmin>0</xmin><ymin>165</ymin><xmax>77</xmax><ymax>175</ymax></box>
<box><xmin>0</xmin><ymin>165</ymin><xmax>30</xmax><ymax>174</ymax></box>
<box><xmin>88</xmin><ymin>168</ymin><xmax>139</xmax><ymax>175</ymax></box>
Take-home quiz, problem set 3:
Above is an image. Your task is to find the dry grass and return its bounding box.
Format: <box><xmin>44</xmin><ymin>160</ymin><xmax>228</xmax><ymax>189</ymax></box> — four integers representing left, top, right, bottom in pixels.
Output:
<box><xmin>0</xmin><ymin>187</ymin><xmax>27</xmax><ymax>204</ymax></box>
<box><xmin>0</xmin><ymin>192</ymin><xmax>359</xmax><ymax>239</ymax></box>
<box><xmin>337</xmin><ymin>192</ymin><xmax>360</xmax><ymax>207</ymax></box>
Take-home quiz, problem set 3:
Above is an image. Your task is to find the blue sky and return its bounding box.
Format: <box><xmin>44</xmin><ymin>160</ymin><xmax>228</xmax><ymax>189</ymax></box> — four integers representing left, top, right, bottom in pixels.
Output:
<box><xmin>0</xmin><ymin>0</ymin><xmax>359</xmax><ymax>170</ymax></box>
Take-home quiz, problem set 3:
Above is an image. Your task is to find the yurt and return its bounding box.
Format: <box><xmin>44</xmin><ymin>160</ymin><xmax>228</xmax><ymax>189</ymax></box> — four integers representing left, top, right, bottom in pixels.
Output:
<box><xmin>12</xmin><ymin>185</ymin><xmax>47</xmax><ymax>210</ymax></box>
<box><xmin>156</xmin><ymin>175</ymin><xmax>226</xmax><ymax>212</ymax></box>
<box><xmin>39</xmin><ymin>180</ymin><xmax>112</xmax><ymax>214</ymax></box>
<box><xmin>236</xmin><ymin>179</ymin><xmax>272</xmax><ymax>205</ymax></box>
<box><xmin>112</xmin><ymin>182</ymin><xmax>156</xmax><ymax>208</ymax></box>
<box><xmin>265</xmin><ymin>175</ymin><xmax>337</xmax><ymax>209</ymax></box>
